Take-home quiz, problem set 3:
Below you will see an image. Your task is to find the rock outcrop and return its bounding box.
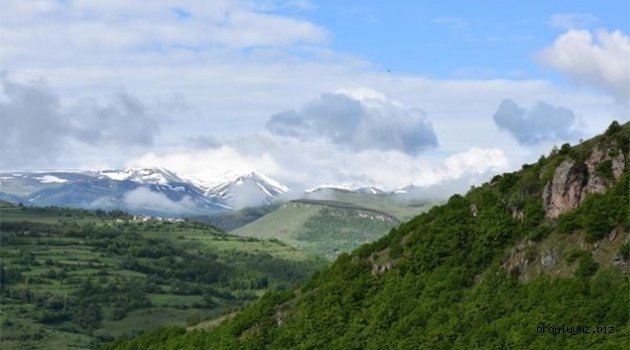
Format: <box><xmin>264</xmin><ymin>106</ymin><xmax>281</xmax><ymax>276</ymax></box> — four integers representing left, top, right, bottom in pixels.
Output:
<box><xmin>540</xmin><ymin>249</ymin><xmax>559</xmax><ymax>269</ymax></box>
<box><xmin>543</xmin><ymin>160</ymin><xmax>586</xmax><ymax>218</ymax></box>
<box><xmin>543</xmin><ymin>145</ymin><xmax>625</xmax><ymax>218</ymax></box>
<box><xmin>502</xmin><ymin>240</ymin><xmax>536</xmax><ymax>277</ymax></box>
<box><xmin>583</xmin><ymin>144</ymin><xmax>625</xmax><ymax>195</ymax></box>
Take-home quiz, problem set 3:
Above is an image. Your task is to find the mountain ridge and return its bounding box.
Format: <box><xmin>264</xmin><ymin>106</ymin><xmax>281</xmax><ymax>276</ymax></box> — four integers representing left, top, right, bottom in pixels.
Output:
<box><xmin>0</xmin><ymin>169</ymin><xmax>289</xmax><ymax>213</ymax></box>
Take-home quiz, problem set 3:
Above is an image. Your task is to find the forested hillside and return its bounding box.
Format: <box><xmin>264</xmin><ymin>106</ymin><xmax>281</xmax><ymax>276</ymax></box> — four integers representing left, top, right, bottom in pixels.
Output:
<box><xmin>105</xmin><ymin>121</ymin><xmax>630</xmax><ymax>349</ymax></box>
<box><xmin>0</xmin><ymin>204</ymin><xmax>325</xmax><ymax>349</ymax></box>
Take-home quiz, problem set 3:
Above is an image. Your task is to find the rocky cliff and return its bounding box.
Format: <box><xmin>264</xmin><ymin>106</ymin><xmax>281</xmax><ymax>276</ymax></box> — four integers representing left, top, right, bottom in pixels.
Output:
<box><xmin>543</xmin><ymin>142</ymin><xmax>626</xmax><ymax>218</ymax></box>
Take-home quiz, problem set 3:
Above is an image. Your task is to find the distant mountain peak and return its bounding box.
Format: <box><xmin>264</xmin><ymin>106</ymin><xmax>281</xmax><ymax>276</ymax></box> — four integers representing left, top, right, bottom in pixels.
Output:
<box><xmin>306</xmin><ymin>183</ymin><xmax>386</xmax><ymax>195</ymax></box>
<box><xmin>206</xmin><ymin>172</ymin><xmax>289</xmax><ymax>209</ymax></box>
<box><xmin>236</xmin><ymin>172</ymin><xmax>289</xmax><ymax>192</ymax></box>
<box><xmin>98</xmin><ymin>167</ymin><xmax>183</xmax><ymax>185</ymax></box>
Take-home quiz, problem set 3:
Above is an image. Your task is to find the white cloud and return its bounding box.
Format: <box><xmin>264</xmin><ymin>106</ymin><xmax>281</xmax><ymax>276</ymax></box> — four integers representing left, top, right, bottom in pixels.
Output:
<box><xmin>538</xmin><ymin>29</ymin><xmax>630</xmax><ymax>102</ymax></box>
<box><xmin>123</xmin><ymin>187</ymin><xmax>195</xmax><ymax>212</ymax></box>
<box><xmin>432</xmin><ymin>17</ymin><xmax>468</xmax><ymax>30</ymax></box>
<box><xmin>0</xmin><ymin>0</ymin><xmax>327</xmax><ymax>66</ymax></box>
<box><xmin>549</xmin><ymin>13</ymin><xmax>599</xmax><ymax>30</ymax></box>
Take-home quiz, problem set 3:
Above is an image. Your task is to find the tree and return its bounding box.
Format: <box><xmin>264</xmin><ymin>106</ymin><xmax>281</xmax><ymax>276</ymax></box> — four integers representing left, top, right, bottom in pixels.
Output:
<box><xmin>72</xmin><ymin>303</ymin><xmax>103</xmax><ymax>330</ymax></box>
<box><xmin>605</xmin><ymin>120</ymin><xmax>621</xmax><ymax>136</ymax></box>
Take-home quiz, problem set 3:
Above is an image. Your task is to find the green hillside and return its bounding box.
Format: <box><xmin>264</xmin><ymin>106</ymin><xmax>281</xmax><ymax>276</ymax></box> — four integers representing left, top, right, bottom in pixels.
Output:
<box><xmin>233</xmin><ymin>200</ymin><xmax>409</xmax><ymax>260</ymax></box>
<box><xmin>200</xmin><ymin>190</ymin><xmax>432</xmax><ymax>234</ymax></box>
<box><xmin>0</xmin><ymin>203</ymin><xmax>326</xmax><ymax>349</ymax></box>
<box><xmin>106</xmin><ymin>121</ymin><xmax>630</xmax><ymax>349</ymax></box>
<box><xmin>312</xmin><ymin>191</ymin><xmax>434</xmax><ymax>222</ymax></box>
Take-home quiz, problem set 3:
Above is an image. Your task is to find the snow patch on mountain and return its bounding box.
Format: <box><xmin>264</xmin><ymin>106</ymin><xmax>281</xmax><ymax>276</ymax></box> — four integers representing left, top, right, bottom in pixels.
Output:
<box><xmin>98</xmin><ymin>168</ymin><xmax>182</xmax><ymax>185</ymax></box>
<box><xmin>355</xmin><ymin>187</ymin><xmax>385</xmax><ymax>195</ymax></box>
<box><xmin>306</xmin><ymin>183</ymin><xmax>386</xmax><ymax>195</ymax></box>
<box><xmin>36</xmin><ymin>175</ymin><xmax>68</xmax><ymax>184</ymax></box>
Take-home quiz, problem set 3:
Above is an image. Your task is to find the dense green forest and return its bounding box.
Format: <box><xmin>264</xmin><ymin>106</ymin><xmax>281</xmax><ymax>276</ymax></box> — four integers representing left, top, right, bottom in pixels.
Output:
<box><xmin>0</xmin><ymin>204</ymin><xmax>326</xmax><ymax>349</ymax></box>
<box><xmin>105</xmin><ymin>121</ymin><xmax>630</xmax><ymax>349</ymax></box>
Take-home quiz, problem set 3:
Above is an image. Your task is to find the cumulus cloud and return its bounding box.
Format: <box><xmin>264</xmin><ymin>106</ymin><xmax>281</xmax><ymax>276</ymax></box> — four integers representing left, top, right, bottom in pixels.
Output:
<box><xmin>538</xmin><ymin>29</ymin><xmax>630</xmax><ymax>102</ymax></box>
<box><xmin>0</xmin><ymin>75</ymin><xmax>160</xmax><ymax>169</ymax></box>
<box><xmin>266</xmin><ymin>91</ymin><xmax>437</xmax><ymax>155</ymax></box>
<box><xmin>123</xmin><ymin>187</ymin><xmax>195</xmax><ymax>213</ymax></box>
<box><xmin>492</xmin><ymin>99</ymin><xmax>580</xmax><ymax>145</ymax></box>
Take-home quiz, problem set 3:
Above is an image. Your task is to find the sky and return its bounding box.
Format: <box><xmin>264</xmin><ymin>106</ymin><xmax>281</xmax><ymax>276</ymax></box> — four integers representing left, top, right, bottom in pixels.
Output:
<box><xmin>0</xmin><ymin>0</ymin><xmax>628</xmax><ymax>191</ymax></box>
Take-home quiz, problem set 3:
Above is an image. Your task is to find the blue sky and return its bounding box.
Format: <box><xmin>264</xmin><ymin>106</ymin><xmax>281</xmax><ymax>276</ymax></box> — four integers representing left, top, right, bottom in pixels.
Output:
<box><xmin>273</xmin><ymin>1</ymin><xmax>628</xmax><ymax>80</ymax></box>
<box><xmin>0</xmin><ymin>0</ymin><xmax>628</xmax><ymax>190</ymax></box>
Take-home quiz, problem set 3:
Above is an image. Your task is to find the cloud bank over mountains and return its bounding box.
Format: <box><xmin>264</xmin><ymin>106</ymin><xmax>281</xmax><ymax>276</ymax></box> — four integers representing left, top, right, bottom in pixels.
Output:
<box><xmin>0</xmin><ymin>1</ymin><xmax>627</xmax><ymax>192</ymax></box>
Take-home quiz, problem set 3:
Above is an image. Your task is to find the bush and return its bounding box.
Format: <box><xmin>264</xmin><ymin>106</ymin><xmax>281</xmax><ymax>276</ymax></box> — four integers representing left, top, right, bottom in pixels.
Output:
<box><xmin>557</xmin><ymin>211</ymin><xmax>581</xmax><ymax>234</ymax></box>
<box><xmin>559</xmin><ymin>143</ymin><xmax>571</xmax><ymax>155</ymax></box>
<box><xmin>605</xmin><ymin>120</ymin><xmax>621</xmax><ymax>136</ymax></box>
<box><xmin>575</xmin><ymin>254</ymin><xmax>599</xmax><ymax>278</ymax></box>
<box><xmin>112</xmin><ymin>307</ymin><xmax>127</xmax><ymax>321</ymax></box>
<box><xmin>595</xmin><ymin>160</ymin><xmax>614</xmax><ymax>181</ymax></box>
<box><xmin>564</xmin><ymin>248</ymin><xmax>589</xmax><ymax>264</ymax></box>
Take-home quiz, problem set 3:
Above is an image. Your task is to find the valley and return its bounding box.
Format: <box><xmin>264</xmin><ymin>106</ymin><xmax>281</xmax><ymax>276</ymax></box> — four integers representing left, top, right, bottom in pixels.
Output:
<box><xmin>0</xmin><ymin>202</ymin><xmax>325</xmax><ymax>349</ymax></box>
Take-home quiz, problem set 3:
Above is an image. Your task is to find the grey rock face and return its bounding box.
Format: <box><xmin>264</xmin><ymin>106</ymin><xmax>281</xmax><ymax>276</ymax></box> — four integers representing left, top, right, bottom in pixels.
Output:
<box><xmin>612</xmin><ymin>152</ymin><xmax>625</xmax><ymax>179</ymax></box>
<box><xmin>543</xmin><ymin>145</ymin><xmax>625</xmax><ymax>218</ymax></box>
<box><xmin>540</xmin><ymin>250</ymin><xmax>559</xmax><ymax>269</ymax></box>
<box><xmin>543</xmin><ymin>160</ymin><xmax>586</xmax><ymax>219</ymax></box>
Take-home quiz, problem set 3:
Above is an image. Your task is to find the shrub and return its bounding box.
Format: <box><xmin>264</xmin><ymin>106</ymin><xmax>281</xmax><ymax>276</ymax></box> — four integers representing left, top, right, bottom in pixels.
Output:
<box><xmin>605</xmin><ymin>120</ymin><xmax>621</xmax><ymax>136</ymax></box>
<box><xmin>564</xmin><ymin>248</ymin><xmax>589</xmax><ymax>264</ymax></box>
<box><xmin>575</xmin><ymin>254</ymin><xmax>599</xmax><ymax>278</ymax></box>
<box><xmin>595</xmin><ymin>160</ymin><xmax>614</xmax><ymax>181</ymax></box>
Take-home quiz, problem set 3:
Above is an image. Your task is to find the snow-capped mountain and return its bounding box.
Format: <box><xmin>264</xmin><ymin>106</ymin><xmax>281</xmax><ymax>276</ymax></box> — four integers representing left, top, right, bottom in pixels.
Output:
<box><xmin>0</xmin><ymin>167</ymin><xmax>430</xmax><ymax>216</ymax></box>
<box><xmin>206</xmin><ymin>172</ymin><xmax>289</xmax><ymax>209</ymax></box>
<box><xmin>0</xmin><ymin>168</ymin><xmax>290</xmax><ymax>215</ymax></box>
<box><xmin>306</xmin><ymin>184</ymin><xmax>386</xmax><ymax>195</ymax></box>
<box><xmin>97</xmin><ymin>167</ymin><xmax>183</xmax><ymax>185</ymax></box>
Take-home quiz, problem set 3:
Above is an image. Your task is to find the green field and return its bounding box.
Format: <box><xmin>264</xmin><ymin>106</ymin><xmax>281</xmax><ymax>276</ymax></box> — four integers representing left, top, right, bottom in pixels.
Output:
<box><xmin>0</xmin><ymin>202</ymin><xmax>326</xmax><ymax>349</ymax></box>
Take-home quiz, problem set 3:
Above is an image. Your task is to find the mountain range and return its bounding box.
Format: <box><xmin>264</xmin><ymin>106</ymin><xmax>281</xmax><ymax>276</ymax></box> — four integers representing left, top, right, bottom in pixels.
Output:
<box><xmin>0</xmin><ymin>168</ymin><xmax>423</xmax><ymax>216</ymax></box>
